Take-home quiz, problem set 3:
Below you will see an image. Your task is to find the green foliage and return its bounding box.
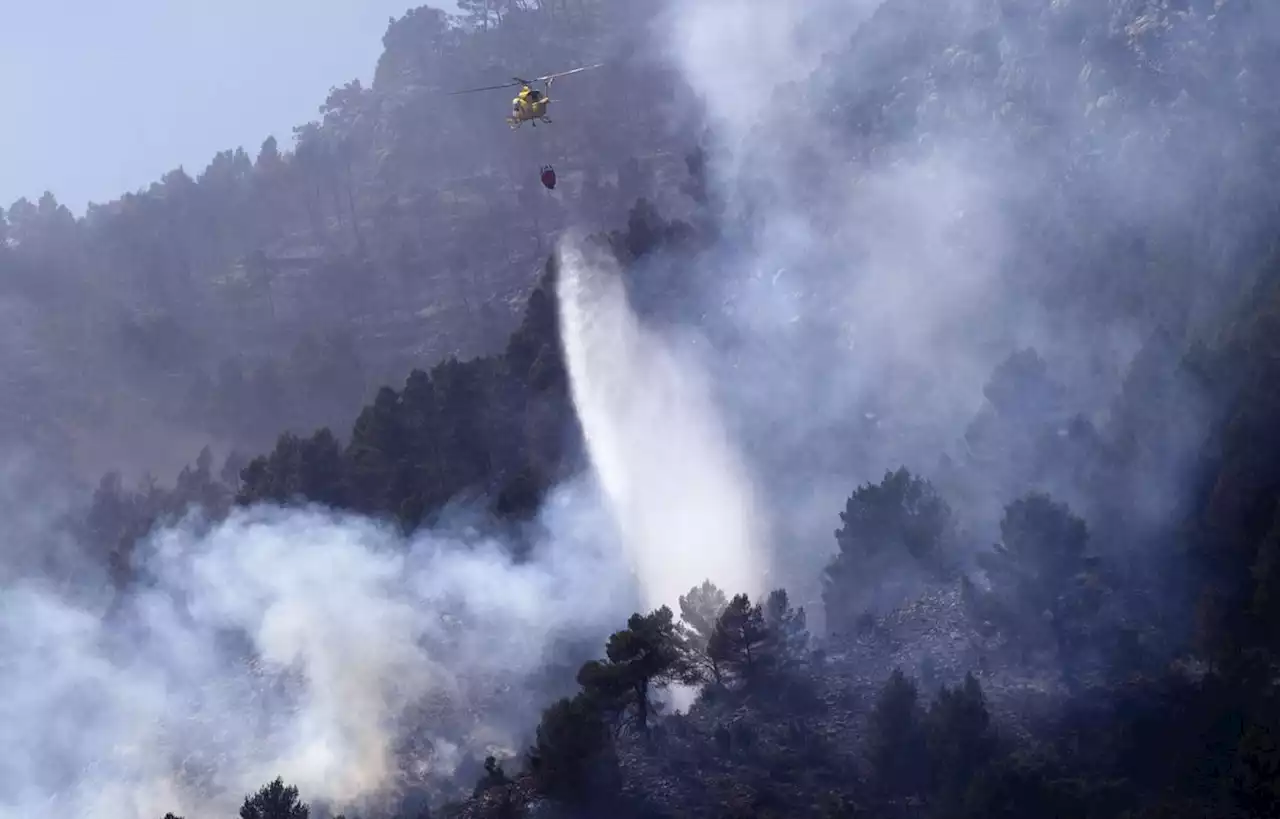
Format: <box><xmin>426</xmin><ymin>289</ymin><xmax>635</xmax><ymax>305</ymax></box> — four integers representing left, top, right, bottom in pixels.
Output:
<box><xmin>679</xmin><ymin>579</ymin><xmax>731</xmax><ymax>685</ymax></box>
<box><xmin>235</xmin><ymin>262</ymin><xmax>570</xmax><ymax>529</ymax></box>
<box><xmin>237</xmin><ymin>429</ymin><xmax>348</xmax><ymax>508</ymax></box>
<box><xmin>708</xmin><ymin>593</ymin><xmax>772</xmax><ymax>686</ymax></box>
<box><xmin>577</xmin><ymin>606</ymin><xmax>689</xmax><ymax>733</ymax></box>
<box><xmin>970</xmin><ymin>492</ymin><xmax>1106</xmax><ymax>679</ymax></box>
<box><xmin>961</xmin><ymin>756</ymin><xmax>1090</xmax><ymax>819</ymax></box>
<box><xmin>230</xmin><ymin>194</ymin><xmax>695</xmax><ymax>536</ymax></box>
<box><xmin>689</xmin><ymin>588</ymin><xmax>813</xmax><ymax>703</ymax></box>
<box><xmin>1230</xmin><ymin>716</ymin><xmax>1280</xmax><ymax>818</ymax></box>
<box><xmin>926</xmin><ymin>674</ymin><xmax>998</xmax><ymax>808</ymax></box>
<box><xmin>680</xmin><ymin>579</ymin><xmax>730</xmax><ymax>646</ymax></box>
<box><xmin>84</xmin><ymin>445</ymin><xmax>236</xmax><ymax>586</ymax></box>
<box><xmin>823</xmin><ymin>468</ymin><xmax>955</xmax><ymax>637</ymax></box>
<box><xmin>528</xmin><ymin>693</ymin><xmax>618</xmax><ymax>803</ymax></box>
<box><xmin>239</xmin><ymin>777</ymin><xmax>309</xmax><ymax>819</ymax></box>
<box><xmin>1189</xmin><ymin>273</ymin><xmax>1280</xmax><ymax>672</ymax></box>
<box><xmin>866</xmin><ymin>668</ymin><xmax>929</xmax><ymax>799</ymax></box>
<box><xmin>762</xmin><ymin>588</ymin><xmax>810</xmax><ymax>668</ymax></box>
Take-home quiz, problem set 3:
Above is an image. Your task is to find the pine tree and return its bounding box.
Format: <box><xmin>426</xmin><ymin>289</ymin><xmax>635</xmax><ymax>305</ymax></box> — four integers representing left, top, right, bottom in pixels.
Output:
<box><xmin>867</xmin><ymin>669</ymin><xmax>930</xmax><ymax>799</ymax></box>
<box><xmin>239</xmin><ymin>778</ymin><xmax>309</xmax><ymax>819</ymax></box>
<box><xmin>577</xmin><ymin>607</ymin><xmax>688</xmax><ymax>734</ymax></box>
<box><xmin>708</xmin><ymin>593</ymin><xmax>772</xmax><ymax>685</ymax></box>
<box><xmin>678</xmin><ymin>579</ymin><xmax>730</xmax><ymax>684</ymax></box>
<box><xmin>763</xmin><ymin>587</ymin><xmax>810</xmax><ymax>669</ymax></box>
<box><xmin>926</xmin><ymin>673</ymin><xmax>997</xmax><ymax>804</ymax></box>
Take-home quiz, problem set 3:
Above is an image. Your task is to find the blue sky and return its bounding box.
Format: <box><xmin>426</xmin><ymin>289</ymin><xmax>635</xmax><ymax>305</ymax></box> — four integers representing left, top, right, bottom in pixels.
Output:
<box><xmin>1</xmin><ymin>1</ymin><xmax>452</xmax><ymax>215</ymax></box>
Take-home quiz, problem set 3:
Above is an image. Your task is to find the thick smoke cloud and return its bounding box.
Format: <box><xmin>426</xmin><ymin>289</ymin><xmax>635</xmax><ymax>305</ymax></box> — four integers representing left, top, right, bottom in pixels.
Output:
<box><xmin>0</xmin><ymin>479</ymin><xmax>636</xmax><ymax>819</ymax></box>
<box><xmin>650</xmin><ymin>0</ymin><xmax>1033</xmax><ymax>605</ymax></box>
<box><xmin>643</xmin><ymin>0</ymin><xmax>1264</xmax><ymax>610</ymax></box>
<box><xmin>660</xmin><ymin>0</ymin><xmax>879</xmax><ymax>148</ymax></box>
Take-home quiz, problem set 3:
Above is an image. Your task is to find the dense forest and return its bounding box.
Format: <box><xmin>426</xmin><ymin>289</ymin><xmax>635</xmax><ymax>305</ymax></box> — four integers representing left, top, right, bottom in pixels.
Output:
<box><xmin>5</xmin><ymin>0</ymin><xmax>1280</xmax><ymax>818</ymax></box>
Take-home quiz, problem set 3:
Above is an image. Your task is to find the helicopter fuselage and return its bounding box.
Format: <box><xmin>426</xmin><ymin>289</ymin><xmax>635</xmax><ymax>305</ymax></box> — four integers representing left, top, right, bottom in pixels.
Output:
<box><xmin>508</xmin><ymin>90</ymin><xmax>552</xmax><ymax>128</ymax></box>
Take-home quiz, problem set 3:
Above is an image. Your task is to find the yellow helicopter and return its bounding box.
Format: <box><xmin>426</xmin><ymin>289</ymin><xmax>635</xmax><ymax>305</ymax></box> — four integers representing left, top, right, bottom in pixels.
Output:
<box><xmin>449</xmin><ymin>64</ymin><xmax>604</xmax><ymax>129</ymax></box>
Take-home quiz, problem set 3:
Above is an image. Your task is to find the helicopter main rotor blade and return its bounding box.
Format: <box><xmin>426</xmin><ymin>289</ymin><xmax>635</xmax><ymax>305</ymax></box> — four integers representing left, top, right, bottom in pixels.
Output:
<box><xmin>535</xmin><ymin>63</ymin><xmax>605</xmax><ymax>82</ymax></box>
<box><xmin>447</xmin><ymin>79</ymin><xmax>524</xmax><ymax>95</ymax></box>
<box><xmin>448</xmin><ymin>64</ymin><xmax>601</xmax><ymax>95</ymax></box>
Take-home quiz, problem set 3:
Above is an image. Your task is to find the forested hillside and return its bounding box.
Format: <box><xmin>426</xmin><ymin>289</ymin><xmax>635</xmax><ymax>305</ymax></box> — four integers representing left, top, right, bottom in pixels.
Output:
<box><xmin>0</xmin><ymin>0</ymin><xmax>696</xmax><ymax>480</ymax></box>
<box><xmin>7</xmin><ymin>1</ymin><xmax>1280</xmax><ymax>818</ymax></box>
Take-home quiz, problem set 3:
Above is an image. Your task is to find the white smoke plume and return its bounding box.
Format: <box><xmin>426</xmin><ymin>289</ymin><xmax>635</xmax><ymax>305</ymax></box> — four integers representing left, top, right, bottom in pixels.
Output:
<box><xmin>641</xmin><ymin>0</ymin><xmax>1265</xmax><ymax>607</ymax></box>
<box><xmin>0</xmin><ymin>478</ymin><xmax>636</xmax><ymax>819</ymax></box>
<box><xmin>646</xmin><ymin>0</ymin><xmax>1035</xmax><ymax>603</ymax></box>
<box><xmin>556</xmin><ymin>233</ymin><xmax>770</xmax><ymax>611</ymax></box>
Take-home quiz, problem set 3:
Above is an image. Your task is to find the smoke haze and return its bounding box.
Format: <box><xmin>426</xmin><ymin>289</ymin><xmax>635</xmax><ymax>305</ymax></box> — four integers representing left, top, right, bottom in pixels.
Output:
<box><xmin>637</xmin><ymin>0</ymin><xmax>1264</xmax><ymax>609</ymax></box>
<box><xmin>0</xmin><ymin>484</ymin><xmax>635</xmax><ymax>818</ymax></box>
<box><xmin>4</xmin><ymin>0</ymin><xmax>1278</xmax><ymax>816</ymax></box>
